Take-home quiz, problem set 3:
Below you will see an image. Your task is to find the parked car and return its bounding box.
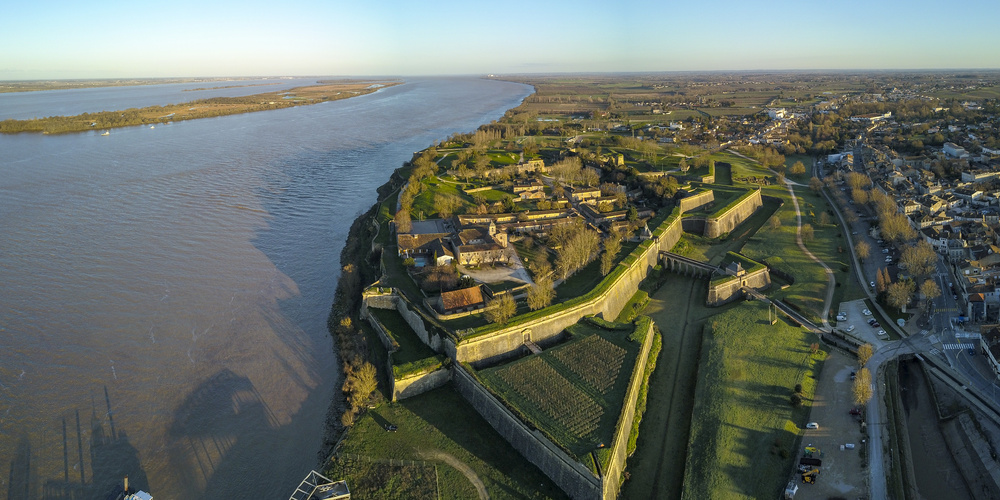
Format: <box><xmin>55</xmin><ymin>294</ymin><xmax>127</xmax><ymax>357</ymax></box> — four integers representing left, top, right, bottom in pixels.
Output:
<box><xmin>869</xmin><ymin>281</ymin><xmax>876</xmax><ymax>288</ymax></box>
<box><xmin>867</xmin><ymin>319</ymin><xmax>877</xmax><ymax>326</ymax></box>
<box><xmin>862</xmin><ymin>308</ymin><xmax>872</xmax><ymax>316</ymax></box>
<box><xmin>849</xmin><ymin>407</ymin><xmax>861</xmax><ymax>415</ymax></box>
<box><xmin>806</xmin><ymin>422</ymin><xmax>820</xmax><ymax>429</ymax></box>
<box><xmin>877</xmin><ymin>329</ymin><xmax>887</xmax><ymax>337</ymax></box>
<box><xmin>846</xmin><ymin>325</ymin><xmax>855</xmax><ymax>332</ymax></box>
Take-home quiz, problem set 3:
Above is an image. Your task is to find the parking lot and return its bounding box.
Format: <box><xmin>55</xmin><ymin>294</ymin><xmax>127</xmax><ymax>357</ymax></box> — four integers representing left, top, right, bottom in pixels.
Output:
<box><xmin>794</xmin><ymin>349</ymin><xmax>866</xmax><ymax>499</ymax></box>
<box><xmin>835</xmin><ymin>298</ymin><xmax>891</xmax><ymax>346</ymax></box>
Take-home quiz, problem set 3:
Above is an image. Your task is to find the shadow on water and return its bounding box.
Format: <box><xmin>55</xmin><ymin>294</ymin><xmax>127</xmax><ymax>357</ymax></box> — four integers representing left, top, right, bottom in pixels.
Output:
<box><xmin>7</xmin><ymin>386</ymin><xmax>150</xmax><ymax>500</ymax></box>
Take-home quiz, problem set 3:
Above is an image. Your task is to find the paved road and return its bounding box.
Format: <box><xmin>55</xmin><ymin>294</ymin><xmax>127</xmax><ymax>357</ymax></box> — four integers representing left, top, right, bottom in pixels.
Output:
<box><xmin>818</xmin><ymin>148</ymin><xmax>1000</xmax><ymax>500</ymax></box>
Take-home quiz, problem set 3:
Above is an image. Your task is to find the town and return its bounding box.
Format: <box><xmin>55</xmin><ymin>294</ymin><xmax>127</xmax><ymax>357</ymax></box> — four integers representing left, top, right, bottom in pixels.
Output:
<box><xmin>319</xmin><ymin>72</ymin><xmax>1000</xmax><ymax>500</ymax></box>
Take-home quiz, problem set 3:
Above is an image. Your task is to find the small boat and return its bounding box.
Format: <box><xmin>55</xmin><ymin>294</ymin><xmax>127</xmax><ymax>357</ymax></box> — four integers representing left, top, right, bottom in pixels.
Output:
<box><xmin>149</xmin><ymin>125</ymin><xmax>154</xmax><ymax>129</ymax></box>
<box><xmin>101</xmin><ymin>131</ymin><xmax>110</xmax><ymax>136</ymax></box>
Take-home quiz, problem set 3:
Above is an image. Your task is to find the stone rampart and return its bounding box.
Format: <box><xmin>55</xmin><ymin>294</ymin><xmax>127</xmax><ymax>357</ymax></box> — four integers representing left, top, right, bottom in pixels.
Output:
<box><xmin>678</xmin><ymin>190</ymin><xmax>715</xmax><ymax>213</ymax></box>
<box><xmin>704</xmin><ymin>188</ymin><xmax>763</xmax><ymax>238</ymax></box>
<box><xmin>453</xmin><ymin>364</ymin><xmax>602</xmax><ymax>499</ymax></box>
<box><xmin>600</xmin><ymin>319</ymin><xmax>655</xmax><ymax>499</ymax></box>
<box><xmin>447</xmin><ymin>214</ymin><xmax>682</xmax><ymax>365</ymax></box>
<box><xmin>706</xmin><ymin>267</ymin><xmax>771</xmax><ymax>306</ymax></box>
<box><xmin>393</xmin><ymin>366</ymin><xmax>450</xmax><ymax>401</ymax></box>
<box><xmin>362</xmin><ymin>290</ymin><xmax>444</xmax><ymax>353</ymax></box>
<box><xmin>453</xmin><ymin>319</ymin><xmax>655</xmax><ymax>499</ymax></box>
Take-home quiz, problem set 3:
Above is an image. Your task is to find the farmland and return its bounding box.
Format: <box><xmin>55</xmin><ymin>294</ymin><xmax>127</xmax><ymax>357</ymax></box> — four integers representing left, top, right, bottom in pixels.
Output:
<box><xmin>477</xmin><ymin>318</ymin><xmax>645</xmax><ymax>467</ymax></box>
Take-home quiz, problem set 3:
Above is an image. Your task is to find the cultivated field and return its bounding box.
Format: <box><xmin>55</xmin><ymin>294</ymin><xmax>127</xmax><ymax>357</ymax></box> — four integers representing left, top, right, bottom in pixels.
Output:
<box><xmin>477</xmin><ymin>319</ymin><xmax>644</xmax><ymax>468</ymax></box>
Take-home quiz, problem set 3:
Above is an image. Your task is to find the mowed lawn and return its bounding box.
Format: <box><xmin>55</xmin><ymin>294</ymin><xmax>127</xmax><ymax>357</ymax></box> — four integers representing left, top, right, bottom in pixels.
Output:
<box><xmin>682</xmin><ymin>301</ymin><xmax>825</xmax><ymax>500</ymax></box>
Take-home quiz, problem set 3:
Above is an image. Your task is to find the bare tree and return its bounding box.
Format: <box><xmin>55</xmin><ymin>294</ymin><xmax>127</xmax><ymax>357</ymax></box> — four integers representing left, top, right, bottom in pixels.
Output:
<box><xmin>526</xmin><ymin>278</ymin><xmax>555</xmax><ymax>311</ymax></box>
<box><xmin>394</xmin><ymin>209</ymin><xmax>412</xmax><ymax>233</ymax></box>
<box><xmin>801</xmin><ymin>224</ymin><xmax>815</xmax><ymax>242</ymax></box>
<box><xmin>887</xmin><ymin>280</ymin><xmax>915</xmax><ymax>311</ymax></box>
<box><xmin>484</xmin><ymin>293</ymin><xmax>517</xmax><ymax>324</ymax></box>
<box><xmin>855</xmin><ymin>241</ymin><xmax>871</xmax><ymax>260</ymax></box>
<box><xmin>853</xmin><ymin>367</ymin><xmax>873</xmax><ymax>406</ymax></box>
<box><xmin>920</xmin><ymin>279</ymin><xmax>941</xmax><ymax>310</ymax></box>
<box><xmin>857</xmin><ymin>343</ymin><xmax>874</xmax><ymax>367</ymax></box>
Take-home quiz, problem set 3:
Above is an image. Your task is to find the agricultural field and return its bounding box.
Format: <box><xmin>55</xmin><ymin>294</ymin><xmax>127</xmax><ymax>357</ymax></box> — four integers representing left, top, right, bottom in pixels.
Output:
<box><xmin>682</xmin><ymin>301</ymin><xmax>826</xmax><ymax>500</ymax></box>
<box><xmin>477</xmin><ymin>319</ymin><xmax>645</xmax><ymax>467</ymax></box>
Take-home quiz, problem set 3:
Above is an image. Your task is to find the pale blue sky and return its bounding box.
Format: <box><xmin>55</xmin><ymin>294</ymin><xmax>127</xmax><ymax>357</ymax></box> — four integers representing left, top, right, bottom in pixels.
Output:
<box><xmin>2</xmin><ymin>0</ymin><xmax>998</xmax><ymax>79</ymax></box>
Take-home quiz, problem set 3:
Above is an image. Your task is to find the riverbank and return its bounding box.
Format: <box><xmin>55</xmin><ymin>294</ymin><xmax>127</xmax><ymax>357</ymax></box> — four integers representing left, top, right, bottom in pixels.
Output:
<box><xmin>0</xmin><ymin>80</ymin><xmax>400</xmax><ymax>134</ymax></box>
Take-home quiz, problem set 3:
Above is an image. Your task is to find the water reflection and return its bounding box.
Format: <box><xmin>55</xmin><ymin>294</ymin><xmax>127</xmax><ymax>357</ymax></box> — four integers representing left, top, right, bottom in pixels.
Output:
<box><xmin>7</xmin><ymin>387</ymin><xmax>148</xmax><ymax>500</ymax></box>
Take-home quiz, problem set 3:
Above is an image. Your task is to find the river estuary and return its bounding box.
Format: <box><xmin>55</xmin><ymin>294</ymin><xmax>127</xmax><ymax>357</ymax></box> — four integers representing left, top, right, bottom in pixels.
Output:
<box><xmin>0</xmin><ymin>77</ymin><xmax>532</xmax><ymax>499</ymax></box>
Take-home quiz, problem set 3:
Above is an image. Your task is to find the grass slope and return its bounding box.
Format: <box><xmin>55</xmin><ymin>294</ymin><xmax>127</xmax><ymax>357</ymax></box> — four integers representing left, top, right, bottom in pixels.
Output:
<box><xmin>682</xmin><ymin>301</ymin><xmax>825</xmax><ymax>500</ymax></box>
<box><xmin>327</xmin><ymin>386</ymin><xmax>568</xmax><ymax>500</ymax></box>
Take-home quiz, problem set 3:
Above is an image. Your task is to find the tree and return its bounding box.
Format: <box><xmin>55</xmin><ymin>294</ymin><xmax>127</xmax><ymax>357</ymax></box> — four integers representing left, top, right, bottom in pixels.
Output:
<box><xmin>809</xmin><ymin>176</ymin><xmax>824</xmax><ymax>192</ymax></box>
<box><xmin>857</xmin><ymin>343</ymin><xmax>874</xmax><ymax>367</ymax></box>
<box><xmin>769</xmin><ymin>214</ymin><xmax>781</xmax><ymax>229</ymax></box>
<box><xmin>852</xmin><ymin>189</ymin><xmax>869</xmax><ymax>205</ymax></box>
<box><xmin>900</xmin><ymin>241</ymin><xmax>937</xmax><ymax>278</ymax></box>
<box><xmin>855</xmin><ymin>240</ymin><xmax>871</xmax><ymax>260</ymax></box>
<box><xmin>876</xmin><ymin>266</ymin><xmax>887</xmax><ymax>293</ymax></box>
<box><xmin>818</xmin><ymin>212</ymin><xmax>830</xmax><ymax>226</ymax></box>
<box><xmin>526</xmin><ymin>278</ymin><xmax>555</xmax><ymax>311</ymax></box>
<box><xmin>846</xmin><ymin>172</ymin><xmax>872</xmax><ymax>191</ymax></box>
<box><xmin>801</xmin><ymin>224</ymin><xmax>814</xmax><ymax>242</ymax></box>
<box><xmin>434</xmin><ymin>193</ymin><xmax>461</xmax><ymax>218</ymax></box>
<box><xmin>920</xmin><ymin>279</ymin><xmax>941</xmax><ymax>309</ymax></box>
<box><xmin>853</xmin><ymin>367</ymin><xmax>873</xmax><ymax>406</ymax></box>
<box><xmin>484</xmin><ymin>293</ymin><xmax>516</xmax><ymax>324</ymax></box>
<box><xmin>352</xmin><ymin>362</ymin><xmax>378</xmax><ymax>408</ymax></box>
<box><xmin>790</xmin><ymin>160</ymin><xmax>806</xmax><ymax>175</ymax></box>
<box><xmin>600</xmin><ymin>233</ymin><xmax>622</xmax><ymax>276</ymax></box>
<box><xmin>394</xmin><ymin>209</ymin><xmax>412</xmax><ymax>233</ymax></box>
<box><xmin>887</xmin><ymin>280</ymin><xmax>916</xmax><ymax>311</ymax></box>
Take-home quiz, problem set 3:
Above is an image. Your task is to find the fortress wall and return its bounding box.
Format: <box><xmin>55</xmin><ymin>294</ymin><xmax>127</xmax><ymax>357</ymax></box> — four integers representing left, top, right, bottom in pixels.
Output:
<box><xmin>704</xmin><ymin>188</ymin><xmax>763</xmax><ymax>238</ymax></box>
<box><xmin>600</xmin><ymin>319</ymin><xmax>655</xmax><ymax>499</ymax></box>
<box><xmin>447</xmin><ymin>215</ymin><xmax>682</xmax><ymax>365</ymax></box>
<box><xmin>453</xmin><ymin>365</ymin><xmax>602</xmax><ymax>500</ymax></box>
<box><xmin>678</xmin><ymin>190</ymin><xmax>715</xmax><ymax>212</ymax></box>
<box><xmin>681</xmin><ymin>217</ymin><xmax>706</xmax><ymax>234</ymax></box>
<box><xmin>396</xmin><ymin>297</ymin><xmax>443</xmax><ymax>352</ymax></box>
<box><xmin>706</xmin><ymin>267</ymin><xmax>771</xmax><ymax>306</ymax></box>
<box><xmin>393</xmin><ymin>366</ymin><xmax>451</xmax><ymax>401</ymax></box>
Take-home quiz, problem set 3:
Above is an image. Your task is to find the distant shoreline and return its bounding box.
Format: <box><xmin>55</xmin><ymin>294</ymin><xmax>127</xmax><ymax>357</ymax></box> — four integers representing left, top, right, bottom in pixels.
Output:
<box><xmin>0</xmin><ymin>77</ymin><xmax>270</xmax><ymax>93</ymax></box>
<box><xmin>0</xmin><ymin>80</ymin><xmax>402</xmax><ymax>135</ymax></box>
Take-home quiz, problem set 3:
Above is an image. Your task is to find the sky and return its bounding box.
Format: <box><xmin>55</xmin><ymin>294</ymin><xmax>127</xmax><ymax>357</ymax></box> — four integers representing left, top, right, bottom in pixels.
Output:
<box><xmin>3</xmin><ymin>0</ymin><xmax>1000</xmax><ymax>79</ymax></box>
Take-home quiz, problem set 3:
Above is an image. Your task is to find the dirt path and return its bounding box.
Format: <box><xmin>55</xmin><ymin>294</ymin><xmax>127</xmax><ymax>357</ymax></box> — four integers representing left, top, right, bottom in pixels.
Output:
<box><xmin>785</xmin><ymin>180</ymin><xmax>835</xmax><ymax>329</ymax></box>
<box><xmin>419</xmin><ymin>449</ymin><xmax>489</xmax><ymax>500</ymax></box>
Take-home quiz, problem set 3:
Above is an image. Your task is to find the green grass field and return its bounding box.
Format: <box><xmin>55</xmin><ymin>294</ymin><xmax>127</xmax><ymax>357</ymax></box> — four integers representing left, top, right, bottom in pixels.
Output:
<box><xmin>327</xmin><ymin>386</ymin><xmax>568</xmax><ymax>499</ymax></box>
<box><xmin>369</xmin><ymin>308</ymin><xmax>438</xmax><ymax>365</ymax></box>
<box><xmin>682</xmin><ymin>301</ymin><xmax>826</xmax><ymax>500</ymax></box>
<box><xmin>477</xmin><ymin>319</ymin><xmax>644</xmax><ymax>464</ymax></box>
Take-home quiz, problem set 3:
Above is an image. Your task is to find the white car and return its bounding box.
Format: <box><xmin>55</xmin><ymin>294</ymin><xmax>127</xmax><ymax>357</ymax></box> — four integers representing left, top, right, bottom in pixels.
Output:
<box><xmin>806</xmin><ymin>422</ymin><xmax>820</xmax><ymax>429</ymax></box>
<box><xmin>846</xmin><ymin>325</ymin><xmax>855</xmax><ymax>332</ymax></box>
<box><xmin>862</xmin><ymin>308</ymin><xmax>872</xmax><ymax>316</ymax></box>
<box><xmin>877</xmin><ymin>329</ymin><xmax>887</xmax><ymax>337</ymax></box>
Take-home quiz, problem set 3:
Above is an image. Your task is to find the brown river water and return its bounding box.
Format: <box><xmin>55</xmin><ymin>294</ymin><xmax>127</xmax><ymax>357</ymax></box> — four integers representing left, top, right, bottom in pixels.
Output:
<box><xmin>0</xmin><ymin>77</ymin><xmax>532</xmax><ymax>499</ymax></box>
